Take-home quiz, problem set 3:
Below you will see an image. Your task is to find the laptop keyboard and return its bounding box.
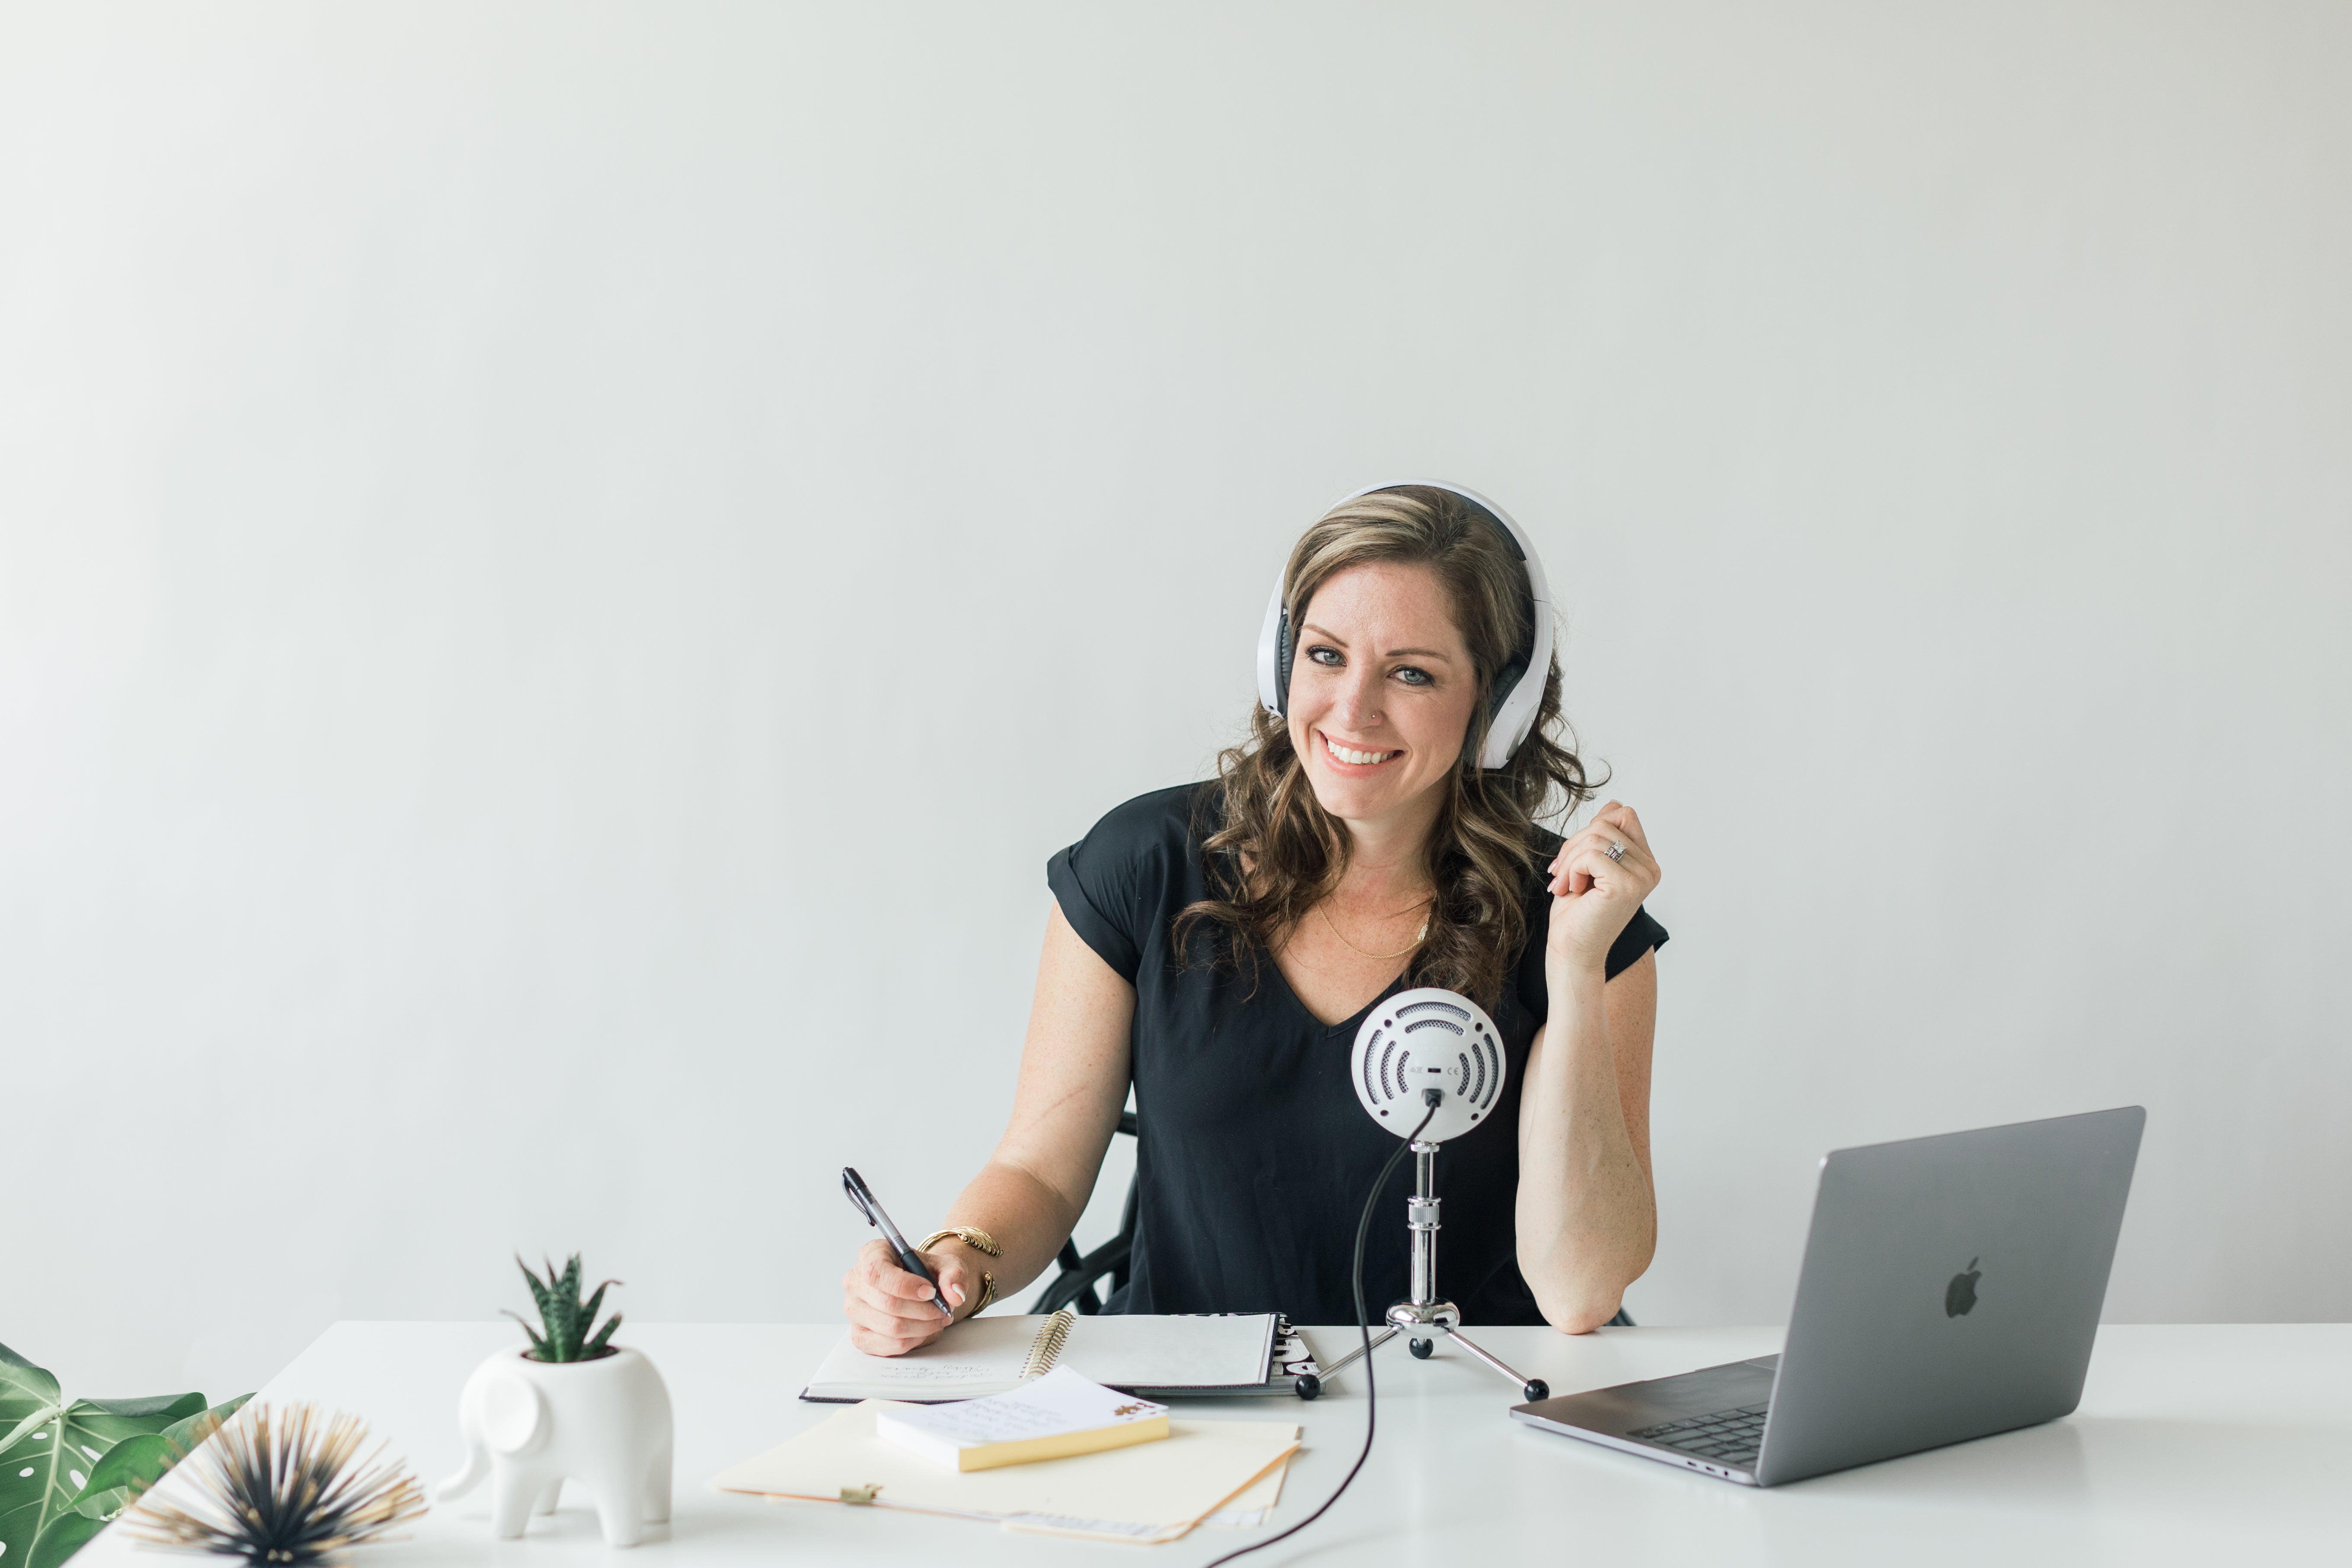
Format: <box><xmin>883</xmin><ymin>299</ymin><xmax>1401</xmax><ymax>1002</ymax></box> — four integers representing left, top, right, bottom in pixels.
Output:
<box><xmin>1628</xmin><ymin>1403</ymin><xmax>1769</xmax><ymax>1467</ymax></box>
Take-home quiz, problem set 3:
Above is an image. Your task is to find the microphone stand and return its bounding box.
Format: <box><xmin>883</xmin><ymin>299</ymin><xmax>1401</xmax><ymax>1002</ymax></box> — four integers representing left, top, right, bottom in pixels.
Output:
<box><xmin>1302</xmin><ymin>1134</ymin><xmax>1550</xmax><ymax>1404</ymax></box>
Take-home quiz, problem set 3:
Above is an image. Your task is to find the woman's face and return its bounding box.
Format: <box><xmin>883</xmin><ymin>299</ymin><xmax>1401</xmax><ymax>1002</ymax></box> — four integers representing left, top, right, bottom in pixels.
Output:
<box><xmin>1285</xmin><ymin>560</ymin><xmax>1481</xmax><ymax>832</ymax></box>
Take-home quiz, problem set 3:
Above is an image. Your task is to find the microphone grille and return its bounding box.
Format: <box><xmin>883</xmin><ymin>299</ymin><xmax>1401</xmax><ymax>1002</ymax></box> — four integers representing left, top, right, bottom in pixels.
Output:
<box><xmin>1350</xmin><ymin>988</ymin><xmax>1509</xmax><ymax>1142</ymax></box>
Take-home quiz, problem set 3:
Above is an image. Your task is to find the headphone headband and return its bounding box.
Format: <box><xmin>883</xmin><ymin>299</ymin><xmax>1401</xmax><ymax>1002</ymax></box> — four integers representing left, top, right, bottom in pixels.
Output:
<box><xmin>1254</xmin><ymin>480</ymin><xmax>1555</xmax><ymax>771</ymax></box>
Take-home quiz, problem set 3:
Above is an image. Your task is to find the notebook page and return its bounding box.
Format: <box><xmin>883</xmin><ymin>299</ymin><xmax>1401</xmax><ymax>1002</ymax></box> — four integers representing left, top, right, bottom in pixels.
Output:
<box><xmin>802</xmin><ymin>1315</ymin><xmax>1055</xmax><ymax>1398</ymax></box>
<box><xmin>1057</xmin><ymin>1313</ymin><xmax>1276</xmax><ymax>1389</ymax></box>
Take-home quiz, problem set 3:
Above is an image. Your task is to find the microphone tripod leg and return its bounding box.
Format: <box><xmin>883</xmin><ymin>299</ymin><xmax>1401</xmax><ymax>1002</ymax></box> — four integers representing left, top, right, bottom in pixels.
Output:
<box><xmin>1440</xmin><ymin>1325</ymin><xmax>1550</xmax><ymax>1403</ymax></box>
<box><xmin>1306</xmin><ymin>1326</ymin><xmax>1399</xmax><ymax>1386</ymax></box>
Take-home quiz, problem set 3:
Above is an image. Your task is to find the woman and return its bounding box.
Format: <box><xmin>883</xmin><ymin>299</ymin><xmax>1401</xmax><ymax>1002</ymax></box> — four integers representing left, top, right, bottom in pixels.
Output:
<box><xmin>843</xmin><ymin>483</ymin><xmax>1664</xmax><ymax>1350</ymax></box>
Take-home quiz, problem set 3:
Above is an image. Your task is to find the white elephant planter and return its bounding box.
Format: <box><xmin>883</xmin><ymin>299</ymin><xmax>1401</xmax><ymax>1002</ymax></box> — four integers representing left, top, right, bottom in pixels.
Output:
<box><xmin>439</xmin><ymin>1345</ymin><xmax>674</xmax><ymax>1546</ymax></box>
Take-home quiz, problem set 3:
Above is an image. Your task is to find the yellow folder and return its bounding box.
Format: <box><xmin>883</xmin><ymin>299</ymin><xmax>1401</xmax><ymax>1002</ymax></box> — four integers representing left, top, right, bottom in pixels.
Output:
<box><xmin>712</xmin><ymin>1401</ymin><xmax>1301</xmax><ymax>1545</ymax></box>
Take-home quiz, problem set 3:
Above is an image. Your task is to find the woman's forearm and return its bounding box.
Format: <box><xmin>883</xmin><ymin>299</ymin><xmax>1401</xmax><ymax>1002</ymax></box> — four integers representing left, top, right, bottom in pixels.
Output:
<box><xmin>843</xmin><ymin>906</ymin><xmax>1132</xmax><ymax>1353</ymax></box>
<box><xmin>924</xmin><ymin>901</ymin><xmax>1135</xmax><ymax>1320</ymax></box>
<box><xmin>1516</xmin><ymin>961</ymin><xmax>1658</xmax><ymax>1332</ymax></box>
<box><xmin>934</xmin><ymin>1155</ymin><xmax>1096</xmax><ymax>1316</ymax></box>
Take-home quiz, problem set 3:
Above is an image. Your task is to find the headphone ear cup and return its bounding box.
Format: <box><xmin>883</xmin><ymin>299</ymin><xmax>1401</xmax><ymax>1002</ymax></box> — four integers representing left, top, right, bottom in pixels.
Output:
<box><xmin>1276</xmin><ymin>608</ymin><xmax>1296</xmax><ymax>717</ymax></box>
<box><xmin>1482</xmin><ymin>558</ymin><xmax>1541</xmax><ymax>765</ymax></box>
<box><xmin>1487</xmin><ymin>654</ymin><xmax>1529</xmax><ymax>730</ymax></box>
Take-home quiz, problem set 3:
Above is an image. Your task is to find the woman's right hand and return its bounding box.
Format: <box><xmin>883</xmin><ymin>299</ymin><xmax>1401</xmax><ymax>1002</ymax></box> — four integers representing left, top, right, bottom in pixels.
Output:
<box><xmin>841</xmin><ymin>1238</ymin><xmax>977</xmax><ymax>1356</ymax></box>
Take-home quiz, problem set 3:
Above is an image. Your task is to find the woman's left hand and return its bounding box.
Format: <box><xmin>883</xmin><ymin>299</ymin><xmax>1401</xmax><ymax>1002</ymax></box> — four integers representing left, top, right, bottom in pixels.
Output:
<box><xmin>1545</xmin><ymin>801</ymin><xmax>1661</xmax><ymax>978</ymax></box>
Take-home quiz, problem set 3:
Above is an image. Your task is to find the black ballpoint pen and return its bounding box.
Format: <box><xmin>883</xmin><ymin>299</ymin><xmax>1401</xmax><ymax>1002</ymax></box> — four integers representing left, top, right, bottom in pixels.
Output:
<box><xmin>841</xmin><ymin>1167</ymin><xmax>954</xmax><ymax>1320</ymax></box>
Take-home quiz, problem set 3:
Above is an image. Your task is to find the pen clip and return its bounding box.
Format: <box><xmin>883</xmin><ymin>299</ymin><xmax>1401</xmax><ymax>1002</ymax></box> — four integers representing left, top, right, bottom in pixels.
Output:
<box><xmin>841</xmin><ymin>1167</ymin><xmax>880</xmax><ymax>1228</ymax></box>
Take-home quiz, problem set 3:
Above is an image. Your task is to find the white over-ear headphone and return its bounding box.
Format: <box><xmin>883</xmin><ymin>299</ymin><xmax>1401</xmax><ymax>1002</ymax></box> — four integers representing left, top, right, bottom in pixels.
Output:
<box><xmin>1254</xmin><ymin>480</ymin><xmax>1555</xmax><ymax>771</ymax></box>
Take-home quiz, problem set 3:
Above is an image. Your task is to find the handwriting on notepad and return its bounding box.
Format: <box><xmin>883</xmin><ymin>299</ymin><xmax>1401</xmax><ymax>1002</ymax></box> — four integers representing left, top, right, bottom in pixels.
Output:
<box><xmin>867</xmin><ymin>1361</ymin><xmax>1007</xmax><ymax>1381</ymax></box>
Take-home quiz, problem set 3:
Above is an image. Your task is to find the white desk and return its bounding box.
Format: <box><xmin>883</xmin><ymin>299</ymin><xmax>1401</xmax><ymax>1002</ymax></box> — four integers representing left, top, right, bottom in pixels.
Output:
<box><xmin>77</xmin><ymin>1322</ymin><xmax>2352</xmax><ymax>1567</ymax></box>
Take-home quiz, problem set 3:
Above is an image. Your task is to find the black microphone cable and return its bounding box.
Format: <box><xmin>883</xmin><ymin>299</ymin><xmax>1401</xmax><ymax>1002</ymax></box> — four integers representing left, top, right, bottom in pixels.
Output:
<box><xmin>1199</xmin><ymin>1091</ymin><xmax>1442</xmax><ymax>1568</ymax></box>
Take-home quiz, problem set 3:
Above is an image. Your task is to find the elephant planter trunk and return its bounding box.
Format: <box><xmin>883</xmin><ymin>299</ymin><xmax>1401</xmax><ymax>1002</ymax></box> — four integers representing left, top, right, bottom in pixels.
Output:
<box><xmin>440</xmin><ymin>1345</ymin><xmax>674</xmax><ymax>1546</ymax></box>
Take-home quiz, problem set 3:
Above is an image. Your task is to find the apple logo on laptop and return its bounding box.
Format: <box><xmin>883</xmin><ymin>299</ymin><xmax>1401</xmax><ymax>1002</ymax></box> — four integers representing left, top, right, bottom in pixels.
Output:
<box><xmin>1944</xmin><ymin>1258</ymin><xmax>1981</xmax><ymax>1317</ymax></box>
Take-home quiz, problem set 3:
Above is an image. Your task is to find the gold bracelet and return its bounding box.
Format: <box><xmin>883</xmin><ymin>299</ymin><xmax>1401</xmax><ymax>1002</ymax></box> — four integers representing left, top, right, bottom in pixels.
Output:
<box><xmin>917</xmin><ymin>1229</ymin><xmax>1002</xmax><ymax>1317</ymax></box>
<box><xmin>917</xmin><ymin>1227</ymin><xmax>1004</xmax><ymax>1259</ymax></box>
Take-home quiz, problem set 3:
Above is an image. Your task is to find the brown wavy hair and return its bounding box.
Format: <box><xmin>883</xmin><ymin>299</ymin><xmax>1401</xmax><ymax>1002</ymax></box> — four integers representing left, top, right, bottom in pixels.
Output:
<box><xmin>1174</xmin><ymin>486</ymin><xmax>1599</xmax><ymax>1007</ymax></box>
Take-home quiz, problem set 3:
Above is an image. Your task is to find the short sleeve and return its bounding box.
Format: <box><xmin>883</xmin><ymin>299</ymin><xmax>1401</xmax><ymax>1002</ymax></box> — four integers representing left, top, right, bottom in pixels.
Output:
<box><xmin>1606</xmin><ymin>906</ymin><xmax>1669</xmax><ymax>980</ymax></box>
<box><xmin>1045</xmin><ymin>785</ymin><xmax>1200</xmax><ymax>985</ymax></box>
<box><xmin>1514</xmin><ymin>900</ymin><xmax>1669</xmax><ymax>1025</ymax></box>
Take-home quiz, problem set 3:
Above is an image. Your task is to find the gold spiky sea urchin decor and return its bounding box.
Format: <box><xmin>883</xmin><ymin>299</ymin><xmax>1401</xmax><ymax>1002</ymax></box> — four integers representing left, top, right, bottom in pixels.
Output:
<box><xmin>123</xmin><ymin>1404</ymin><xmax>425</xmax><ymax>1567</ymax></box>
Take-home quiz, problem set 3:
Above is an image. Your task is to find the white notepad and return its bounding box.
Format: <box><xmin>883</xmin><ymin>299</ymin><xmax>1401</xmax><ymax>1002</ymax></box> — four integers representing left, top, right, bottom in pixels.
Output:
<box><xmin>801</xmin><ymin>1310</ymin><xmax>1278</xmax><ymax>1402</ymax></box>
<box><xmin>875</xmin><ymin>1367</ymin><xmax>1169</xmax><ymax>1470</ymax></box>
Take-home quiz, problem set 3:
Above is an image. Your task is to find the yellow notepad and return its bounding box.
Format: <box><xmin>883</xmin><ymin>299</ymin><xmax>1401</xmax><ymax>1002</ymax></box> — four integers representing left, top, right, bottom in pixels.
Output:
<box><xmin>712</xmin><ymin>1401</ymin><xmax>1300</xmax><ymax>1544</ymax></box>
<box><xmin>876</xmin><ymin>1368</ymin><xmax>1170</xmax><ymax>1471</ymax></box>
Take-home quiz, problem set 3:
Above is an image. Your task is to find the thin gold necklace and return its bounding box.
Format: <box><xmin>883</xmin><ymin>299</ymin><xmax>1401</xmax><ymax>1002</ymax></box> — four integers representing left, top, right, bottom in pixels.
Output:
<box><xmin>1318</xmin><ymin>898</ymin><xmax>1433</xmax><ymax>960</ymax></box>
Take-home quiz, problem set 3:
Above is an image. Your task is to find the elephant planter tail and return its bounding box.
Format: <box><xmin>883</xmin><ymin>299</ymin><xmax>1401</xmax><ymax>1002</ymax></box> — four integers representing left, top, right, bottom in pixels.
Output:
<box><xmin>440</xmin><ymin>1345</ymin><xmax>674</xmax><ymax>1546</ymax></box>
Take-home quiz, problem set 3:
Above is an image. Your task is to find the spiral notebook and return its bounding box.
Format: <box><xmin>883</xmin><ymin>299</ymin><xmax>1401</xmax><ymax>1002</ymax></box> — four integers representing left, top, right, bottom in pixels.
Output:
<box><xmin>801</xmin><ymin>1310</ymin><xmax>1279</xmax><ymax>1402</ymax></box>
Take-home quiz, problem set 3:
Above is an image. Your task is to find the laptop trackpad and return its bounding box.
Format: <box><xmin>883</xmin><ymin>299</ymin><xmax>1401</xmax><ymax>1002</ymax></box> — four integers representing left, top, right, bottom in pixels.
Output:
<box><xmin>1521</xmin><ymin>1355</ymin><xmax>1779</xmax><ymax>1436</ymax></box>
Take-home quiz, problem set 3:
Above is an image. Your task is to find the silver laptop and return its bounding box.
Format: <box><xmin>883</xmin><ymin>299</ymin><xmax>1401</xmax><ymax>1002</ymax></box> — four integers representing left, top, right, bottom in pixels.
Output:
<box><xmin>1510</xmin><ymin>1106</ymin><xmax>2144</xmax><ymax>1486</ymax></box>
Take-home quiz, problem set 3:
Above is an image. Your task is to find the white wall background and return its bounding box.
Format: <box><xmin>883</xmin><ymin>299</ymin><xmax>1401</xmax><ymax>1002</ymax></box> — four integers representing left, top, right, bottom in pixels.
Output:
<box><xmin>3</xmin><ymin>1</ymin><xmax>2346</xmax><ymax>1402</ymax></box>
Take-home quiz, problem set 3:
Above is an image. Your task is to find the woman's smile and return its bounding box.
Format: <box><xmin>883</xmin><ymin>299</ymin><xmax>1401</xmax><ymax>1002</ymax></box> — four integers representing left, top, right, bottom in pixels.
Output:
<box><xmin>1319</xmin><ymin>730</ymin><xmax>1405</xmax><ymax>768</ymax></box>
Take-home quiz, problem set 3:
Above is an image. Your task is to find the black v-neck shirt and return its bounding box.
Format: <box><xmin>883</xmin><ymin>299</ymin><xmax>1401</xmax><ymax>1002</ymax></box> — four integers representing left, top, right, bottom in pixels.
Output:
<box><xmin>1046</xmin><ymin>782</ymin><xmax>1668</xmax><ymax>1326</ymax></box>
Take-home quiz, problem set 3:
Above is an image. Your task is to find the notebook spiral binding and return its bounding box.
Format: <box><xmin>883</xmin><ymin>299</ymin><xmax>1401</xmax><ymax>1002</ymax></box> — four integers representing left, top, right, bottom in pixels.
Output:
<box><xmin>1018</xmin><ymin>1309</ymin><xmax>1077</xmax><ymax>1379</ymax></box>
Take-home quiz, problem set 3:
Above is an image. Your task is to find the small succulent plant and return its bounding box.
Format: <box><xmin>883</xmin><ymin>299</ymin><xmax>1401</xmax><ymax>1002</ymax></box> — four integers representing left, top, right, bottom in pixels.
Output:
<box><xmin>506</xmin><ymin>1255</ymin><xmax>623</xmax><ymax>1363</ymax></box>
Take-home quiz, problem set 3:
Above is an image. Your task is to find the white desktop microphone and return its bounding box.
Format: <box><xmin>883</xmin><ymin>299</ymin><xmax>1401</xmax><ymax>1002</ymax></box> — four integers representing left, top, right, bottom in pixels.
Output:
<box><xmin>1350</xmin><ymin>987</ymin><xmax>1507</xmax><ymax>1144</ymax></box>
<box><xmin>1211</xmin><ymin>986</ymin><xmax>1538</xmax><ymax>1568</ymax></box>
<box><xmin>1337</xmin><ymin>984</ymin><xmax>1548</xmax><ymax>1401</ymax></box>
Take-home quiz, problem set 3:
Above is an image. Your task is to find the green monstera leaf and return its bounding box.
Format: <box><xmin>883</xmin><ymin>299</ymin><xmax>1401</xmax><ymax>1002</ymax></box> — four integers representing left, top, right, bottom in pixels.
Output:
<box><xmin>38</xmin><ymin>1392</ymin><xmax>253</xmax><ymax>1567</ymax></box>
<box><xmin>0</xmin><ymin>1343</ymin><xmax>211</xmax><ymax>1568</ymax></box>
<box><xmin>0</xmin><ymin>1344</ymin><xmax>62</xmax><ymax>1455</ymax></box>
<box><xmin>24</xmin><ymin>1434</ymin><xmax>172</xmax><ymax>1568</ymax></box>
